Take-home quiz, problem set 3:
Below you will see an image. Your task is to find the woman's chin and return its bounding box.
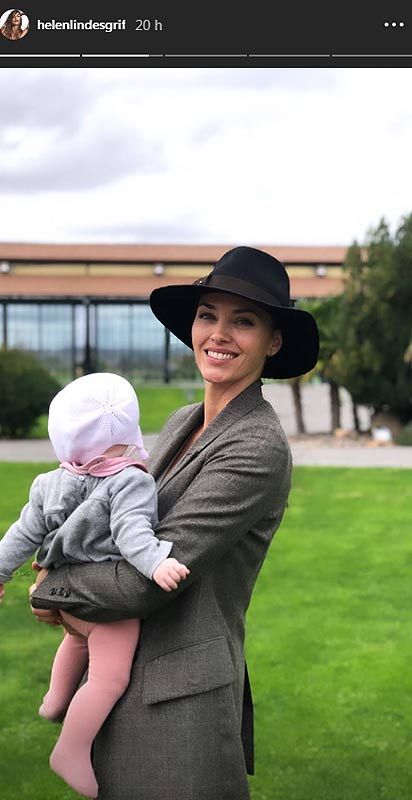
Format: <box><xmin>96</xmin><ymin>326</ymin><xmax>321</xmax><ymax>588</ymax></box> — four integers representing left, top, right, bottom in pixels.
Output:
<box><xmin>200</xmin><ymin>365</ymin><xmax>232</xmax><ymax>383</ymax></box>
<box><xmin>200</xmin><ymin>365</ymin><xmax>245</xmax><ymax>388</ymax></box>
<box><xmin>201</xmin><ymin>369</ymin><xmax>227</xmax><ymax>382</ymax></box>
<box><xmin>204</xmin><ymin>377</ymin><xmax>231</xmax><ymax>387</ymax></box>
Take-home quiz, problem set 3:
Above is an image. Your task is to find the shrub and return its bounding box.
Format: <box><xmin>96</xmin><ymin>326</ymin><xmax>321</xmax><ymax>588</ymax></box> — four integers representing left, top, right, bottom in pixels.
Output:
<box><xmin>395</xmin><ymin>421</ymin><xmax>412</xmax><ymax>446</ymax></box>
<box><xmin>0</xmin><ymin>349</ymin><xmax>60</xmax><ymax>437</ymax></box>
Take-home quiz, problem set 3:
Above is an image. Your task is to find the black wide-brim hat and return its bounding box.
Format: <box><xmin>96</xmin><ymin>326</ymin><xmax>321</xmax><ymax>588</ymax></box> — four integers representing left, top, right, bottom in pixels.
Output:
<box><xmin>150</xmin><ymin>246</ymin><xmax>319</xmax><ymax>379</ymax></box>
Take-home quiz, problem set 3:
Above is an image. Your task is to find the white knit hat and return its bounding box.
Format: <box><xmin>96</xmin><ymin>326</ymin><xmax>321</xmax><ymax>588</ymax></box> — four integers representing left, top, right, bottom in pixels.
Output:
<box><xmin>48</xmin><ymin>372</ymin><xmax>148</xmax><ymax>464</ymax></box>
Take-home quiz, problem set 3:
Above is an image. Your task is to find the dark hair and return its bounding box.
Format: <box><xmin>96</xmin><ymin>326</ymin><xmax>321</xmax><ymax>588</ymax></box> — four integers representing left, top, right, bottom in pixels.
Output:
<box><xmin>2</xmin><ymin>9</ymin><xmax>23</xmax><ymax>36</ymax></box>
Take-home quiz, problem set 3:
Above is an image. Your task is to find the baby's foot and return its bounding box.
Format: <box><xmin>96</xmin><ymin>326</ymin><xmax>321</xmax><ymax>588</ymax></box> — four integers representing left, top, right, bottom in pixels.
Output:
<box><xmin>50</xmin><ymin>740</ymin><xmax>98</xmax><ymax>799</ymax></box>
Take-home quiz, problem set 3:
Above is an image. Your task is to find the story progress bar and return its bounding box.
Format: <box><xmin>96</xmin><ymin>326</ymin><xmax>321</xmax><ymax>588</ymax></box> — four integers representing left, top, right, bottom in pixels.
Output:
<box><xmin>1</xmin><ymin>53</ymin><xmax>412</xmax><ymax>59</ymax></box>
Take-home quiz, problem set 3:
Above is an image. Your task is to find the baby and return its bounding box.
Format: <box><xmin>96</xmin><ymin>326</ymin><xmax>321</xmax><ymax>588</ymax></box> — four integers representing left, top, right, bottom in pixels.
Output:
<box><xmin>0</xmin><ymin>372</ymin><xmax>189</xmax><ymax>798</ymax></box>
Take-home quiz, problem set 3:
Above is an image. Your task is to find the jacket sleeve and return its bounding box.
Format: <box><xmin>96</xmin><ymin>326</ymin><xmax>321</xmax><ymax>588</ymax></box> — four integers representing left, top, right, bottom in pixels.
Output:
<box><xmin>0</xmin><ymin>476</ymin><xmax>47</xmax><ymax>582</ymax></box>
<box><xmin>109</xmin><ymin>470</ymin><xmax>172</xmax><ymax>579</ymax></box>
<box><xmin>31</xmin><ymin>431</ymin><xmax>291</xmax><ymax>622</ymax></box>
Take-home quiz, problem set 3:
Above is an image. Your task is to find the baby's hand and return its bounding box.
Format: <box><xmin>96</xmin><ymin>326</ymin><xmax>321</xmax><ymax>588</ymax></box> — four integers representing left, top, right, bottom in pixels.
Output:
<box><xmin>0</xmin><ymin>583</ymin><xmax>4</xmax><ymax>603</ymax></box>
<box><xmin>153</xmin><ymin>558</ymin><xmax>190</xmax><ymax>592</ymax></box>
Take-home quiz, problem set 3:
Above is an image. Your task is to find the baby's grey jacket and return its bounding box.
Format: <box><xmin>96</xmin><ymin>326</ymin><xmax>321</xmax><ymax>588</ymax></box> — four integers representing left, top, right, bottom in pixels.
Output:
<box><xmin>0</xmin><ymin>466</ymin><xmax>171</xmax><ymax>583</ymax></box>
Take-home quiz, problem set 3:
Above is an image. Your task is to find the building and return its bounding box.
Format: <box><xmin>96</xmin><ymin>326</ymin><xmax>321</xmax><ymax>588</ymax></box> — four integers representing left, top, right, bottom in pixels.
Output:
<box><xmin>0</xmin><ymin>242</ymin><xmax>347</xmax><ymax>383</ymax></box>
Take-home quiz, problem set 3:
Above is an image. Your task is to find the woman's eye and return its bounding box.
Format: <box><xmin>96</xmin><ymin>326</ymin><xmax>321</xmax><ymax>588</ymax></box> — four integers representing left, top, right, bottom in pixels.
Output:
<box><xmin>197</xmin><ymin>312</ymin><xmax>215</xmax><ymax>321</ymax></box>
<box><xmin>235</xmin><ymin>318</ymin><xmax>253</xmax><ymax>326</ymax></box>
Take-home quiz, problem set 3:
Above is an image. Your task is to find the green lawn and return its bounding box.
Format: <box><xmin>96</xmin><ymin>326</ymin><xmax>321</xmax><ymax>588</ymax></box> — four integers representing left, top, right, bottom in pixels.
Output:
<box><xmin>1</xmin><ymin>465</ymin><xmax>412</xmax><ymax>799</ymax></box>
<box><xmin>28</xmin><ymin>385</ymin><xmax>204</xmax><ymax>438</ymax></box>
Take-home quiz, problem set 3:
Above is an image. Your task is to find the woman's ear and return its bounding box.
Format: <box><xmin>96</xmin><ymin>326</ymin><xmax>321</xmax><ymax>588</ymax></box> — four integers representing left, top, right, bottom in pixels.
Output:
<box><xmin>267</xmin><ymin>330</ymin><xmax>282</xmax><ymax>357</ymax></box>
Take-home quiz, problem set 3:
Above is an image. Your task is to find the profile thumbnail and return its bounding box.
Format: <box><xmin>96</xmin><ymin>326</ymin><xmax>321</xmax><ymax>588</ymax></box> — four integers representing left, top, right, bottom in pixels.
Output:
<box><xmin>0</xmin><ymin>8</ymin><xmax>29</xmax><ymax>40</ymax></box>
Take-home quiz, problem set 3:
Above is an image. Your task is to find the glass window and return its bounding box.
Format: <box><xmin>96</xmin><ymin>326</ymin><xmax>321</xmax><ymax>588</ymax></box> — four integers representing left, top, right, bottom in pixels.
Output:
<box><xmin>7</xmin><ymin>304</ymin><xmax>74</xmax><ymax>383</ymax></box>
<box><xmin>95</xmin><ymin>304</ymin><xmax>165</xmax><ymax>382</ymax></box>
<box><xmin>2</xmin><ymin>301</ymin><xmax>197</xmax><ymax>384</ymax></box>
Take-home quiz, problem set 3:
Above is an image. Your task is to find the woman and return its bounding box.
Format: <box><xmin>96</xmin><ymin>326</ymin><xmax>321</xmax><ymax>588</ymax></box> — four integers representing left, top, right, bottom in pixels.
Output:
<box><xmin>31</xmin><ymin>246</ymin><xmax>319</xmax><ymax>800</ymax></box>
<box><xmin>0</xmin><ymin>9</ymin><xmax>28</xmax><ymax>40</ymax></box>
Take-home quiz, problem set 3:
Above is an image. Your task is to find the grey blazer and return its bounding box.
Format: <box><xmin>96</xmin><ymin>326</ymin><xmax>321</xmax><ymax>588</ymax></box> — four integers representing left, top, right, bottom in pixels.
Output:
<box><xmin>31</xmin><ymin>380</ymin><xmax>292</xmax><ymax>800</ymax></box>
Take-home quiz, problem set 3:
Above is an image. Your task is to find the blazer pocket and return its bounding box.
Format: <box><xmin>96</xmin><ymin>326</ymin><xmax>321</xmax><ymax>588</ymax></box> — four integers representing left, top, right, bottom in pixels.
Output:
<box><xmin>142</xmin><ymin>636</ymin><xmax>236</xmax><ymax>705</ymax></box>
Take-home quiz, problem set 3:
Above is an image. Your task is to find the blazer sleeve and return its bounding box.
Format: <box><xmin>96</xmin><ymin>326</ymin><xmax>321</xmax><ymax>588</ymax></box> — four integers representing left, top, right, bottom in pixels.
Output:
<box><xmin>31</xmin><ymin>430</ymin><xmax>291</xmax><ymax>622</ymax></box>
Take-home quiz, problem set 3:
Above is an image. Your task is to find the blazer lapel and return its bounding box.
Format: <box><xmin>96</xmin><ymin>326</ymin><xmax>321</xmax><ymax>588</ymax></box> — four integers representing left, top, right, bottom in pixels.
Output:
<box><xmin>149</xmin><ymin>403</ymin><xmax>204</xmax><ymax>483</ymax></box>
<box><xmin>155</xmin><ymin>380</ymin><xmax>264</xmax><ymax>493</ymax></box>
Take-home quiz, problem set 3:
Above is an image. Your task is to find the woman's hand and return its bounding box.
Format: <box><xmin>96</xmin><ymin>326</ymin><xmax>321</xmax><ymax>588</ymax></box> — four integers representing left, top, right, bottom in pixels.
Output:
<box><xmin>30</xmin><ymin>561</ymin><xmax>62</xmax><ymax>626</ymax></box>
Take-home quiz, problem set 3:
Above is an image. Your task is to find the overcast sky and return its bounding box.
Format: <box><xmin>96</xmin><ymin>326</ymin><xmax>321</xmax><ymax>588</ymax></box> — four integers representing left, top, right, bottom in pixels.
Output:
<box><xmin>1</xmin><ymin>67</ymin><xmax>411</xmax><ymax>246</ymax></box>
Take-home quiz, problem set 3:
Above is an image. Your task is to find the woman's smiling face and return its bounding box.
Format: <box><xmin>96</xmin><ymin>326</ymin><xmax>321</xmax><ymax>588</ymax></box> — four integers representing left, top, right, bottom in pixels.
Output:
<box><xmin>191</xmin><ymin>291</ymin><xmax>282</xmax><ymax>391</ymax></box>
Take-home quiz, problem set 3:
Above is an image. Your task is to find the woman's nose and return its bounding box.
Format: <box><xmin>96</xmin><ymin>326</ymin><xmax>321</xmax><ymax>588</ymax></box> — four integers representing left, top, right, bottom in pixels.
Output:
<box><xmin>210</xmin><ymin>324</ymin><xmax>231</xmax><ymax>342</ymax></box>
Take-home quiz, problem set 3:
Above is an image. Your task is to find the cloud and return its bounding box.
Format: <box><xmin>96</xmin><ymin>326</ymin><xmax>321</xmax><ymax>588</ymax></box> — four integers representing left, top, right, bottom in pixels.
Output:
<box><xmin>0</xmin><ymin>67</ymin><xmax>335</xmax><ymax>194</ymax></box>
<box><xmin>75</xmin><ymin>217</ymin><xmax>204</xmax><ymax>243</ymax></box>
<box><xmin>90</xmin><ymin>68</ymin><xmax>336</xmax><ymax>91</ymax></box>
<box><xmin>0</xmin><ymin>125</ymin><xmax>162</xmax><ymax>192</ymax></box>
<box><xmin>0</xmin><ymin>69</ymin><xmax>164</xmax><ymax>191</ymax></box>
<box><xmin>0</xmin><ymin>68</ymin><xmax>95</xmax><ymax>130</ymax></box>
<box><xmin>0</xmin><ymin>68</ymin><xmax>412</xmax><ymax>246</ymax></box>
<box><xmin>175</xmin><ymin>68</ymin><xmax>337</xmax><ymax>90</ymax></box>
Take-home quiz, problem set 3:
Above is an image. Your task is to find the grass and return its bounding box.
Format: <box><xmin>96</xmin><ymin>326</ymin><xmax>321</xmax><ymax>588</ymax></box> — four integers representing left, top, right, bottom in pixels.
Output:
<box><xmin>28</xmin><ymin>385</ymin><xmax>205</xmax><ymax>438</ymax></box>
<box><xmin>1</xmin><ymin>465</ymin><xmax>412</xmax><ymax>799</ymax></box>
<box><xmin>248</xmin><ymin>467</ymin><xmax>412</xmax><ymax>800</ymax></box>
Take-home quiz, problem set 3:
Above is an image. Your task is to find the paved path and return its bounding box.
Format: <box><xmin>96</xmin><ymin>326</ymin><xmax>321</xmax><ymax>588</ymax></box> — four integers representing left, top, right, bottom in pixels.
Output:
<box><xmin>260</xmin><ymin>382</ymin><xmax>371</xmax><ymax>436</ymax></box>
<box><xmin>0</xmin><ymin>435</ymin><xmax>157</xmax><ymax>463</ymax></box>
<box><xmin>288</xmin><ymin>441</ymin><xmax>412</xmax><ymax>468</ymax></box>
<box><xmin>1</xmin><ymin>435</ymin><xmax>411</xmax><ymax>468</ymax></box>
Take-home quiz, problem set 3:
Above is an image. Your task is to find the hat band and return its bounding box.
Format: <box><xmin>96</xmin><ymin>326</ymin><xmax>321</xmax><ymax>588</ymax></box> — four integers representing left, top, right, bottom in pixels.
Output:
<box><xmin>196</xmin><ymin>273</ymin><xmax>288</xmax><ymax>308</ymax></box>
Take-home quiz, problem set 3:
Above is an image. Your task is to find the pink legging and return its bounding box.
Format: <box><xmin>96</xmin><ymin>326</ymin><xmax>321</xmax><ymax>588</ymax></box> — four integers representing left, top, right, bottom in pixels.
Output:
<box><xmin>40</xmin><ymin>611</ymin><xmax>140</xmax><ymax>799</ymax></box>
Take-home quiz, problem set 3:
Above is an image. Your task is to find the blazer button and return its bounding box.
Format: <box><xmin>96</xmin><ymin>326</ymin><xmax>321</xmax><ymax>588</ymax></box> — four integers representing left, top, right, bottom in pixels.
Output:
<box><xmin>57</xmin><ymin>587</ymin><xmax>66</xmax><ymax>596</ymax></box>
<box><xmin>49</xmin><ymin>588</ymin><xmax>57</xmax><ymax>595</ymax></box>
<box><xmin>64</xmin><ymin>590</ymin><xmax>71</xmax><ymax>598</ymax></box>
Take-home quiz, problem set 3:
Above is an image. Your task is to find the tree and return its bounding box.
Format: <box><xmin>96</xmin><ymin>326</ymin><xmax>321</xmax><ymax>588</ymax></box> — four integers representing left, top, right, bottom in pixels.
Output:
<box><xmin>337</xmin><ymin>216</ymin><xmax>412</xmax><ymax>425</ymax></box>
<box><xmin>0</xmin><ymin>349</ymin><xmax>60</xmax><ymax>437</ymax></box>
<box><xmin>288</xmin><ymin>375</ymin><xmax>306</xmax><ymax>434</ymax></box>
<box><xmin>299</xmin><ymin>296</ymin><xmax>344</xmax><ymax>432</ymax></box>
